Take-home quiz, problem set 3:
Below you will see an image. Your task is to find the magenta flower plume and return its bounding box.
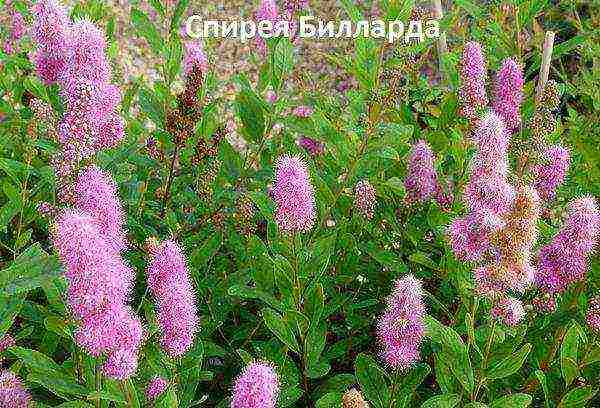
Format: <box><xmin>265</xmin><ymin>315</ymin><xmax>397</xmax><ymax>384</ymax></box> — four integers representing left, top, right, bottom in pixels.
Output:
<box><xmin>354</xmin><ymin>179</ymin><xmax>377</xmax><ymax>219</ymax></box>
<box><xmin>74</xmin><ymin>304</ymin><xmax>142</xmax><ymax>357</ymax></box>
<box><xmin>491</xmin><ymin>297</ymin><xmax>525</xmax><ymax>326</ymax></box>
<box><xmin>75</xmin><ymin>166</ymin><xmax>126</xmax><ymax>251</ymax></box>
<box><xmin>231</xmin><ymin>361</ymin><xmax>279</xmax><ymax>408</ymax></box>
<box><xmin>297</xmin><ymin>136</ymin><xmax>324</xmax><ymax>156</ymax></box>
<box><xmin>3</xmin><ymin>1</ymin><xmax>26</xmax><ymax>55</ymax></box>
<box><xmin>265</xmin><ymin>90</ymin><xmax>278</xmax><ymax>103</ymax></box>
<box><xmin>254</xmin><ymin>0</ymin><xmax>280</xmax><ymax>56</ymax></box>
<box><xmin>102</xmin><ymin>347</ymin><xmax>140</xmax><ymax>380</ymax></box>
<box><xmin>448</xmin><ymin>210</ymin><xmax>504</xmax><ymax>262</ymax></box>
<box><xmin>31</xmin><ymin>0</ymin><xmax>72</xmax><ymax>84</ymax></box>
<box><xmin>147</xmin><ymin>240</ymin><xmax>199</xmax><ymax>358</ymax></box>
<box><xmin>458</xmin><ymin>41</ymin><xmax>488</xmax><ymax>123</ymax></box>
<box><xmin>293</xmin><ymin>105</ymin><xmax>314</xmax><ymax>117</ymax></box>
<box><xmin>283</xmin><ymin>0</ymin><xmax>309</xmax><ymax>13</ymax></box>
<box><xmin>52</xmin><ymin>210</ymin><xmax>142</xmax><ymax>379</ymax></box>
<box><xmin>0</xmin><ymin>370</ymin><xmax>31</xmax><ymax>407</ymax></box>
<box><xmin>533</xmin><ymin>145</ymin><xmax>570</xmax><ymax>201</ymax></box>
<box><xmin>376</xmin><ymin>275</ymin><xmax>426</xmax><ymax>371</ymax></box>
<box><xmin>0</xmin><ymin>334</ymin><xmax>15</xmax><ymax>353</ymax></box>
<box><xmin>60</xmin><ymin>19</ymin><xmax>111</xmax><ymax>88</ymax></box>
<box><xmin>492</xmin><ymin>57</ymin><xmax>524</xmax><ymax>131</ymax></box>
<box><xmin>53</xmin><ymin>210</ymin><xmax>133</xmax><ymax>318</ymax></box>
<box><xmin>536</xmin><ymin>196</ymin><xmax>600</xmax><ymax>294</ymax></box>
<box><xmin>183</xmin><ymin>40</ymin><xmax>208</xmax><ymax>76</ymax></box>
<box><xmin>586</xmin><ymin>297</ymin><xmax>600</xmax><ymax>333</ymax></box>
<box><xmin>405</xmin><ymin>140</ymin><xmax>439</xmax><ymax>203</ymax></box>
<box><xmin>464</xmin><ymin>111</ymin><xmax>514</xmax><ymax>216</ymax></box>
<box><xmin>146</xmin><ymin>376</ymin><xmax>169</xmax><ymax>401</ymax></box>
<box><xmin>272</xmin><ymin>155</ymin><xmax>316</xmax><ymax>233</ymax></box>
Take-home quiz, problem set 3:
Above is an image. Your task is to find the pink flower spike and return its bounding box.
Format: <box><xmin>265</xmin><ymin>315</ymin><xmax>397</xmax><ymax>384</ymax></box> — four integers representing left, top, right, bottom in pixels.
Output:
<box><xmin>293</xmin><ymin>105</ymin><xmax>314</xmax><ymax>118</ymax></box>
<box><xmin>586</xmin><ymin>297</ymin><xmax>600</xmax><ymax>333</ymax></box>
<box><xmin>231</xmin><ymin>361</ymin><xmax>279</xmax><ymax>408</ymax></box>
<box><xmin>146</xmin><ymin>376</ymin><xmax>169</xmax><ymax>401</ymax></box>
<box><xmin>74</xmin><ymin>166</ymin><xmax>127</xmax><ymax>252</ymax></box>
<box><xmin>376</xmin><ymin>274</ymin><xmax>426</xmax><ymax>371</ymax></box>
<box><xmin>147</xmin><ymin>240</ymin><xmax>199</xmax><ymax>358</ymax></box>
<box><xmin>491</xmin><ymin>297</ymin><xmax>525</xmax><ymax>326</ymax></box>
<box><xmin>354</xmin><ymin>179</ymin><xmax>377</xmax><ymax>219</ymax></box>
<box><xmin>404</xmin><ymin>140</ymin><xmax>439</xmax><ymax>204</ymax></box>
<box><xmin>492</xmin><ymin>57</ymin><xmax>524</xmax><ymax>131</ymax></box>
<box><xmin>31</xmin><ymin>0</ymin><xmax>72</xmax><ymax>84</ymax></box>
<box><xmin>183</xmin><ymin>40</ymin><xmax>208</xmax><ymax>75</ymax></box>
<box><xmin>272</xmin><ymin>155</ymin><xmax>316</xmax><ymax>233</ymax></box>
<box><xmin>0</xmin><ymin>370</ymin><xmax>32</xmax><ymax>407</ymax></box>
<box><xmin>536</xmin><ymin>196</ymin><xmax>600</xmax><ymax>294</ymax></box>
<box><xmin>458</xmin><ymin>41</ymin><xmax>489</xmax><ymax>123</ymax></box>
<box><xmin>533</xmin><ymin>145</ymin><xmax>570</xmax><ymax>201</ymax></box>
<box><xmin>0</xmin><ymin>334</ymin><xmax>15</xmax><ymax>353</ymax></box>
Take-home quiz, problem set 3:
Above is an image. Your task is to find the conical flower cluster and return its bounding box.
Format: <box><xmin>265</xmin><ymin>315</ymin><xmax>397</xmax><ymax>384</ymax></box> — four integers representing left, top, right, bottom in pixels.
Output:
<box><xmin>458</xmin><ymin>42</ymin><xmax>488</xmax><ymax>124</ymax></box>
<box><xmin>536</xmin><ymin>196</ymin><xmax>600</xmax><ymax>294</ymax></box>
<box><xmin>31</xmin><ymin>0</ymin><xmax>71</xmax><ymax>85</ymax></box>
<box><xmin>32</xmin><ymin>0</ymin><xmax>125</xmax><ymax>199</ymax></box>
<box><xmin>146</xmin><ymin>376</ymin><xmax>169</xmax><ymax>401</ymax></box>
<box><xmin>272</xmin><ymin>155</ymin><xmax>316</xmax><ymax>233</ymax></box>
<box><xmin>448</xmin><ymin>112</ymin><xmax>514</xmax><ymax>262</ymax></box>
<box><xmin>147</xmin><ymin>240</ymin><xmax>199</xmax><ymax>358</ymax></box>
<box><xmin>0</xmin><ymin>371</ymin><xmax>31</xmax><ymax>407</ymax></box>
<box><xmin>74</xmin><ymin>166</ymin><xmax>127</xmax><ymax>251</ymax></box>
<box><xmin>53</xmin><ymin>210</ymin><xmax>142</xmax><ymax>379</ymax></box>
<box><xmin>231</xmin><ymin>361</ymin><xmax>279</xmax><ymax>408</ymax></box>
<box><xmin>354</xmin><ymin>179</ymin><xmax>377</xmax><ymax>219</ymax></box>
<box><xmin>491</xmin><ymin>297</ymin><xmax>525</xmax><ymax>326</ymax></box>
<box><xmin>183</xmin><ymin>40</ymin><xmax>208</xmax><ymax>76</ymax></box>
<box><xmin>492</xmin><ymin>57</ymin><xmax>524</xmax><ymax>131</ymax></box>
<box><xmin>586</xmin><ymin>296</ymin><xmax>600</xmax><ymax>333</ymax></box>
<box><xmin>488</xmin><ymin>185</ymin><xmax>540</xmax><ymax>293</ymax></box>
<box><xmin>533</xmin><ymin>145</ymin><xmax>570</xmax><ymax>202</ymax></box>
<box><xmin>376</xmin><ymin>275</ymin><xmax>426</xmax><ymax>371</ymax></box>
<box><xmin>405</xmin><ymin>140</ymin><xmax>439</xmax><ymax>203</ymax></box>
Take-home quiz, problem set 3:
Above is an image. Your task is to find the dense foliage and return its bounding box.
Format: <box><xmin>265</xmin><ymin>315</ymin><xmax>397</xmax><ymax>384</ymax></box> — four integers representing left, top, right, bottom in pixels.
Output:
<box><xmin>0</xmin><ymin>0</ymin><xmax>599</xmax><ymax>407</ymax></box>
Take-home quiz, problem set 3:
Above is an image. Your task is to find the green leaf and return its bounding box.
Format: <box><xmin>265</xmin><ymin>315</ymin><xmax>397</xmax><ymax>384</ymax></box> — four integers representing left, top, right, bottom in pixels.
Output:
<box><xmin>236</xmin><ymin>87</ymin><xmax>265</xmax><ymax>142</ymax></box>
<box><xmin>190</xmin><ymin>232</ymin><xmax>222</xmax><ymax>269</ymax></box>
<box><xmin>490</xmin><ymin>394</ymin><xmax>532</xmax><ymax>408</ymax></box>
<box><xmin>315</xmin><ymin>392</ymin><xmax>342</xmax><ymax>408</ymax></box>
<box><xmin>535</xmin><ymin>369</ymin><xmax>550</xmax><ymax>408</ymax></box>
<box><xmin>155</xmin><ymin>388</ymin><xmax>178</xmax><ymax>408</ymax></box>
<box><xmin>486</xmin><ymin>343</ymin><xmax>531</xmax><ymax>380</ymax></box>
<box><xmin>170</xmin><ymin>0</ymin><xmax>190</xmax><ymax>33</ymax></box>
<box><xmin>558</xmin><ymin>386</ymin><xmax>597</xmax><ymax>408</ymax></box>
<box><xmin>560</xmin><ymin>321</ymin><xmax>582</xmax><ymax>387</ymax></box>
<box><xmin>27</xmin><ymin>370</ymin><xmax>89</xmax><ymax>398</ymax></box>
<box><xmin>0</xmin><ymin>243</ymin><xmax>62</xmax><ymax>295</ymax></box>
<box><xmin>9</xmin><ymin>346</ymin><xmax>61</xmax><ymax>372</ymax></box>
<box><xmin>355</xmin><ymin>353</ymin><xmax>390</xmax><ymax>408</ymax></box>
<box><xmin>384</xmin><ymin>177</ymin><xmax>406</xmax><ymax>197</ymax></box>
<box><xmin>425</xmin><ymin>316</ymin><xmax>474</xmax><ymax>394</ymax></box>
<box><xmin>305</xmin><ymin>320</ymin><xmax>329</xmax><ymax>379</ymax></box>
<box><xmin>420</xmin><ymin>394</ymin><xmax>461</xmax><ymax>408</ymax></box>
<box><xmin>0</xmin><ymin>294</ymin><xmax>24</xmax><ymax>335</ymax></box>
<box><xmin>131</xmin><ymin>9</ymin><xmax>164</xmax><ymax>55</ymax></box>
<box><xmin>261</xmin><ymin>308</ymin><xmax>300</xmax><ymax>353</ymax></box>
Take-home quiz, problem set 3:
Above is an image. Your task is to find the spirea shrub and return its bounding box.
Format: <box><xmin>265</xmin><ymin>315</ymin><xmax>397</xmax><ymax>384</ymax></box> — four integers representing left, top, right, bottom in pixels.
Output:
<box><xmin>0</xmin><ymin>0</ymin><xmax>599</xmax><ymax>407</ymax></box>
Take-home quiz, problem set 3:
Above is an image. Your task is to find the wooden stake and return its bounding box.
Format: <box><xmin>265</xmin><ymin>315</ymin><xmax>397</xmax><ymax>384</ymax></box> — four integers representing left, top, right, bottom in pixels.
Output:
<box><xmin>535</xmin><ymin>31</ymin><xmax>555</xmax><ymax>103</ymax></box>
<box><xmin>432</xmin><ymin>0</ymin><xmax>449</xmax><ymax>75</ymax></box>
